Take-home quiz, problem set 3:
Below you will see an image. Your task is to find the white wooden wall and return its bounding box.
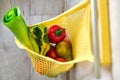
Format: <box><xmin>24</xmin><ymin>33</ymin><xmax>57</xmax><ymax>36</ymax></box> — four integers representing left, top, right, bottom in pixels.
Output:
<box><xmin>0</xmin><ymin>0</ymin><xmax>119</xmax><ymax>80</ymax></box>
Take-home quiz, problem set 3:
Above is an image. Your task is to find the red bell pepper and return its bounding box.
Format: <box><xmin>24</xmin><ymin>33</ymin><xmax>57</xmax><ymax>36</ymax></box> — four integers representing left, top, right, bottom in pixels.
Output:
<box><xmin>48</xmin><ymin>25</ymin><xmax>66</xmax><ymax>43</ymax></box>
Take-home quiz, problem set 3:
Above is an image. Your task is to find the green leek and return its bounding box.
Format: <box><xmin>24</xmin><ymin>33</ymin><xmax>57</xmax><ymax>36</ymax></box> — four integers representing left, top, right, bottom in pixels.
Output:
<box><xmin>3</xmin><ymin>7</ymin><xmax>39</xmax><ymax>53</ymax></box>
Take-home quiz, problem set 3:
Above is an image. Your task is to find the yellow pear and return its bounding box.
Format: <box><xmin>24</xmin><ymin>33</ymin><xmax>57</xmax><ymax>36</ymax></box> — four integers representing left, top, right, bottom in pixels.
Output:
<box><xmin>55</xmin><ymin>38</ymin><xmax>73</xmax><ymax>61</ymax></box>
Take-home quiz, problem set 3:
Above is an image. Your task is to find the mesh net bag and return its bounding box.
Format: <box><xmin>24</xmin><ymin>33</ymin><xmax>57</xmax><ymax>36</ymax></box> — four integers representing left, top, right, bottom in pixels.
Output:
<box><xmin>14</xmin><ymin>0</ymin><xmax>94</xmax><ymax>77</ymax></box>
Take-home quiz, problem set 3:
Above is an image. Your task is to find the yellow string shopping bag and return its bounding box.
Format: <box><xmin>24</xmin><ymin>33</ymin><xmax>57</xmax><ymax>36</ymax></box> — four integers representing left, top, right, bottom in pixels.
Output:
<box><xmin>16</xmin><ymin>0</ymin><xmax>93</xmax><ymax>77</ymax></box>
<box><xmin>3</xmin><ymin>0</ymin><xmax>111</xmax><ymax>77</ymax></box>
<box><xmin>15</xmin><ymin>0</ymin><xmax>93</xmax><ymax>77</ymax></box>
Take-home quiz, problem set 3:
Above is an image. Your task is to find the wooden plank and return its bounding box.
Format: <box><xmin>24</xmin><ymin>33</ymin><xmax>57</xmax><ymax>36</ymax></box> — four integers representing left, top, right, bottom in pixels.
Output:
<box><xmin>109</xmin><ymin>0</ymin><xmax>120</xmax><ymax>80</ymax></box>
<box><xmin>0</xmin><ymin>0</ymin><xmax>31</xmax><ymax>80</ymax></box>
<box><xmin>57</xmin><ymin>72</ymin><xmax>69</xmax><ymax>80</ymax></box>
<box><xmin>65</xmin><ymin>0</ymin><xmax>82</xmax><ymax>10</ymax></box>
<box><xmin>0</xmin><ymin>1</ymin><xmax>13</xmax><ymax>80</ymax></box>
<box><xmin>29</xmin><ymin>16</ymin><xmax>42</xmax><ymax>25</ymax></box>
<box><xmin>29</xmin><ymin>0</ymin><xmax>64</xmax><ymax>15</ymax></box>
<box><xmin>41</xmin><ymin>15</ymin><xmax>57</xmax><ymax>21</ymax></box>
